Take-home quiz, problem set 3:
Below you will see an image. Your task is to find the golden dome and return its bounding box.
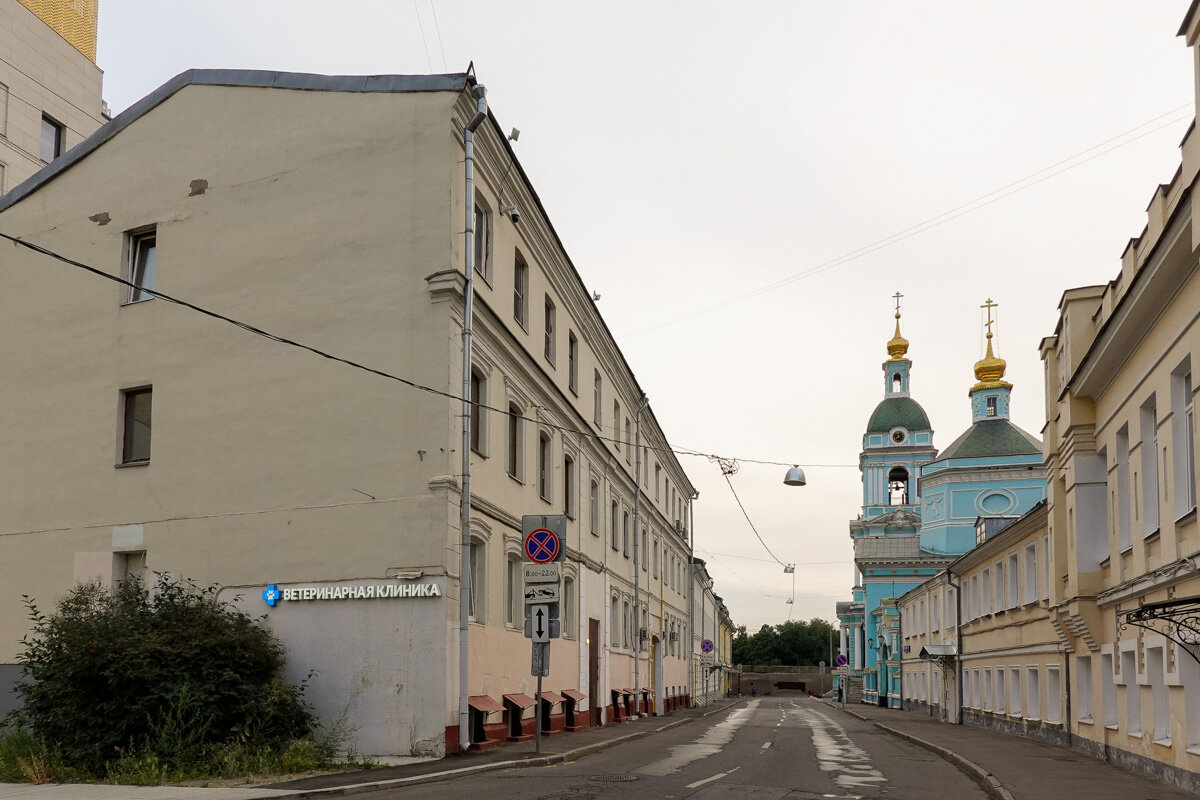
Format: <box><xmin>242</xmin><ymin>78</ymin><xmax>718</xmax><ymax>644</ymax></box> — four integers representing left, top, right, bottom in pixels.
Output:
<box><xmin>886</xmin><ymin>313</ymin><xmax>909</xmax><ymax>360</ymax></box>
<box><xmin>972</xmin><ymin>332</ymin><xmax>1011</xmax><ymax>391</ymax></box>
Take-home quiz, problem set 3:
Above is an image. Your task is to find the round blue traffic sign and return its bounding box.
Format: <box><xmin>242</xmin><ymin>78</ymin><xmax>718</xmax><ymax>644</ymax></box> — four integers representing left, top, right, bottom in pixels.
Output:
<box><xmin>524</xmin><ymin>528</ymin><xmax>560</xmax><ymax>564</ymax></box>
<box><xmin>701</xmin><ymin>639</ymin><xmax>714</xmax><ymax>653</ymax></box>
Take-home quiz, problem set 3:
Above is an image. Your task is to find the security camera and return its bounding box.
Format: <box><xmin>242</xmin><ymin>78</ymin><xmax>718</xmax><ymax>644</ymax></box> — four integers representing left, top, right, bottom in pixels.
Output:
<box><xmin>502</xmin><ymin>204</ymin><xmax>521</xmax><ymax>224</ymax></box>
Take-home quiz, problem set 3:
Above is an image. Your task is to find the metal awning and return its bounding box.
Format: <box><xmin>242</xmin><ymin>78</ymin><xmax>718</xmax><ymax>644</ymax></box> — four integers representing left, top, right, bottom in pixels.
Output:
<box><xmin>503</xmin><ymin>693</ymin><xmax>537</xmax><ymax>708</ymax></box>
<box><xmin>920</xmin><ymin>644</ymin><xmax>957</xmax><ymax>658</ymax></box>
<box><xmin>562</xmin><ymin>689</ymin><xmax>587</xmax><ymax>702</ymax></box>
<box><xmin>468</xmin><ymin>695</ymin><xmax>504</xmax><ymax>714</ymax></box>
<box><xmin>540</xmin><ymin>690</ymin><xmax>566</xmax><ymax>704</ymax></box>
<box><xmin>1121</xmin><ymin>595</ymin><xmax>1200</xmax><ymax>665</ymax></box>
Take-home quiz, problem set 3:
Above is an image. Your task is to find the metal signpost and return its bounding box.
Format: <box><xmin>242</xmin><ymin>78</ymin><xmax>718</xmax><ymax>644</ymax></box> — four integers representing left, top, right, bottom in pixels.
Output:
<box><xmin>835</xmin><ymin>653</ymin><xmax>849</xmax><ymax>707</ymax></box>
<box><xmin>522</xmin><ymin>515</ymin><xmax>565</xmax><ymax>753</ymax></box>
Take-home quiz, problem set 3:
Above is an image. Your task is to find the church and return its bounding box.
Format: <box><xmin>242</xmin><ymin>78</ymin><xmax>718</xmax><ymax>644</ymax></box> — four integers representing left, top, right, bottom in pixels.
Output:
<box><xmin>837</xmin><ymin>299</ymin><xmax>1046</xmax><ymax>707</ymax></box>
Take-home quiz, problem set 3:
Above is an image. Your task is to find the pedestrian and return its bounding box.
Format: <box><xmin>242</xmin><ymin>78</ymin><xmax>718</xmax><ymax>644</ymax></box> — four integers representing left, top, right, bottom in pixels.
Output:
<box><xmin>751</xmin><ymin>685</ymin><xmax>757</xmax><ymax>697</ymax></box>
<box><xmin>837</xmin><ymin>686</ymin><xmax>843</xmax><ymax>703</ymax></box>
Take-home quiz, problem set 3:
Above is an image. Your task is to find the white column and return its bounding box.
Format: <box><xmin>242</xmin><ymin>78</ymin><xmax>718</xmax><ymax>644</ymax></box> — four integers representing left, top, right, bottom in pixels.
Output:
<box><xmin>840</xmin><ymin>626</ymin><xmax>848</xmax><ymax>656</ymax></box>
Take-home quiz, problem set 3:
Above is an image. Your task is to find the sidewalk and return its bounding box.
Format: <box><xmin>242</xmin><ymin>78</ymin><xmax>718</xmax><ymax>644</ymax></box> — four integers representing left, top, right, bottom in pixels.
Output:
<box><xmin>0</xmin><ymin>698</ymin><xmax>742</xmax><ymax>800</ymax></box>
<box><xmin>828</xmin><ymin>700</ymin><xmax>1198</xmax><ymax>800</ymax></box>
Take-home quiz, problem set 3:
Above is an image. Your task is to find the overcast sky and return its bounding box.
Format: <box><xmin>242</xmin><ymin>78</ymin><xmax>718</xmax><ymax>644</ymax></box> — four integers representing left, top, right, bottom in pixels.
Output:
<box><xmin>97</xmin><ymin>1</ymin><xmax>1195</xmax><ymax>634</ymax></box>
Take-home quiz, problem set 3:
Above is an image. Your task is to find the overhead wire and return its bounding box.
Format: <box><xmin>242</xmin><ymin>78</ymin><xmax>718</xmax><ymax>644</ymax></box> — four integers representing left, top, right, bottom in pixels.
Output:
<box><xmin>623</xmin><ymin>104</ymin><xmax>1194</xmax><ymax>338</ymax></box>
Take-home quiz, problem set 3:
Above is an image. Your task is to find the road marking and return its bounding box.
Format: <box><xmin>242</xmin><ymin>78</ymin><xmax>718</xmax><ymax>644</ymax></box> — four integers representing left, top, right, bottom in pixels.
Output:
<box><xmin>686</xmin><ymin>766</ymin><xmax>740</xmax><ymax>788</ymax></box>
<box><xmin>761</xmin><ymin>742</ymin><xmax>772</xmax><ymax>749</ymax></box>
<box><xmin>635</xmin><ymin>701</ymin><xmax>758</xmax><ymax>776</ymax></box>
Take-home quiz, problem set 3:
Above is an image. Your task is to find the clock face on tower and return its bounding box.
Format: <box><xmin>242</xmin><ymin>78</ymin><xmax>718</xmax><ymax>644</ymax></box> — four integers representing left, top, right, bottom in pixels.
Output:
<box><xmin>891</xmin><ymin>429</ymin><xmax>907</xmax><ymax>444</ymax></box>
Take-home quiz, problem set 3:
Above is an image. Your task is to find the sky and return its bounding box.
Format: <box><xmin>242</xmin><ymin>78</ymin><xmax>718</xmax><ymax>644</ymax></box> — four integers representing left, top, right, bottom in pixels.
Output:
<box><xmin>96</xmin><ymin>1</ymin><xmax>1196</xmax><ymax>633</ymax></box>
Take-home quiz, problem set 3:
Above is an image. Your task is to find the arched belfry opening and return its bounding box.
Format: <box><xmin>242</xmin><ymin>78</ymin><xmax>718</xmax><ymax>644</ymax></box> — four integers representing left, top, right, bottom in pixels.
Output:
<box><xmin>888</xmin><ymin>466</ymin><xmax>910</xmax><ymax>505</ymax></box>
<box><xmin>892</xmin><ymin>373</ymin><xmax>903</xmax><ymax>393</ymax></box>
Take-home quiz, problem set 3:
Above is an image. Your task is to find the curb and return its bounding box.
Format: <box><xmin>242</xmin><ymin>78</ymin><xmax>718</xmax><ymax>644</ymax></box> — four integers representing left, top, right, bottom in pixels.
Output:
<box><xmin>824</xmin><ymin>702</ymin><xmax>1014</xmax><ymax>800</ymax></box>
<box><xmin>261</xmin><ymin>699</ymin><xmax>744</xmax><ymax>799</ymax></box>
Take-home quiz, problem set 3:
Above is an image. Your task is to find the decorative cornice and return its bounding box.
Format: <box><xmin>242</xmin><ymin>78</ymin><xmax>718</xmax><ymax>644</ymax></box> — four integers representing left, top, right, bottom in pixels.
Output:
<box><xmin>1096</xmin><ymin>554</ymin><xmax>1199</xmax><ymax>607</ymax></box>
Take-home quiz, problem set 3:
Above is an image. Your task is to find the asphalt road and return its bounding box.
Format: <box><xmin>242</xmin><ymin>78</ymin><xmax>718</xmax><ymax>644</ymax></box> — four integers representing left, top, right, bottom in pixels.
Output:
<box><xmin>361</xmin><ymin>697</ymin><xmax>989</xmax><ymax>799</ymax></box>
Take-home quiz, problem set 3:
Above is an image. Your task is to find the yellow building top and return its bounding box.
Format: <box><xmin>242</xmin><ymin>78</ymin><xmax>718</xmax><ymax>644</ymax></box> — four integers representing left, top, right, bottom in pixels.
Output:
<box><xmin>887</xmin><ymin>291</ymin><xmax>909</xmax><ymax>360</ymax></box>
<box><xmin>17</xmin><ymin>0</ymin><xmax>97</xmax><ymax>62</ymax></box>
<box><xmin>972</xmin><ymin>298</ymin><xmax>1012</xmax><ymax>391</ymax></box>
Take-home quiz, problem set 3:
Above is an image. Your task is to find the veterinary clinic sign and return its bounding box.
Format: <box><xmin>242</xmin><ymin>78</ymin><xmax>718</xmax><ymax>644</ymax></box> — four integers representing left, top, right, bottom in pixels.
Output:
<box><xmin>262</xmin><ymin>582</ymin><xmax>441</xmax><ymax>606</ymax></box>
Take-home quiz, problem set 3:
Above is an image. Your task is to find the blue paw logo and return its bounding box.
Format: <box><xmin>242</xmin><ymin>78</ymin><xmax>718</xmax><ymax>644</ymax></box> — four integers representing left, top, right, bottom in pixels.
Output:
<box><xmin>263</xmin><ymin>584</ymin><xmax>282</xmax><ymax>607</ymax></box>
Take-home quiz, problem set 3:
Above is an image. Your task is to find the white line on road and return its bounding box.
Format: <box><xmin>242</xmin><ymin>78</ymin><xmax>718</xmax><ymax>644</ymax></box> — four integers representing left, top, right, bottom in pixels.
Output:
<box><xmin>761</xmin><ymin>742</ymin><xmax>772</xmax><ymax>749</ymax></box>
<box><xmin>686</xmin><ymin>766</ymin><xmax>740</xmax><ymax>788</ymax></box>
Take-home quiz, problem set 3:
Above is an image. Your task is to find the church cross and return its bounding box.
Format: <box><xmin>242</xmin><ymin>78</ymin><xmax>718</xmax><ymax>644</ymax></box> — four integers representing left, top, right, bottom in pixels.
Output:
<box><xmin>892</xmin><ymin>291</ymin><xmax>903</xmax><ymax>316</ymax></box>
<box><xmin>981</xmin><ymin>298</ymin><xmax>998</xmax><ymax>336</ymax></box>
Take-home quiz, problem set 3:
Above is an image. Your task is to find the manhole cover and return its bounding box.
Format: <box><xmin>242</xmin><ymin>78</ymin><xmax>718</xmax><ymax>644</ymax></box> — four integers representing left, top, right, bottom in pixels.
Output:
<box><xmin>589</xmin><ymin>774</ymin><xmax>639</xmax><ymax>782</ymax></box>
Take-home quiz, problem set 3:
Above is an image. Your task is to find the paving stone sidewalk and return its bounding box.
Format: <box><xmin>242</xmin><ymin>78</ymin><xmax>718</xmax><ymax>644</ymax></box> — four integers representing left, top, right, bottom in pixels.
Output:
<box><xmin>832</xmin><ymin>700</ymin><xmax>1198</xmax><ymax>800</ymax></box>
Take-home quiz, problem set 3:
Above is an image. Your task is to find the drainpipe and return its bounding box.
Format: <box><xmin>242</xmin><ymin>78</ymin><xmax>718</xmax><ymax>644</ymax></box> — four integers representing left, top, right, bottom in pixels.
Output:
<box><xmin>631</xmin><ymin>395</ymin><xmax>649</xmax><ymax>701</ymax></box>
<box><xmin>947</xmin><ymin>570</ymin><xmax>963</xmax><ymax>725</ymax></box>
<box><xmin>458</xmin><ymin>84</ymin><xmax>487</xmax><ymax>755</ymax></box>
<box><xmin>687</xmin><ymin>492</ymin><xmax>697</xmax><ymax>706</ymax></box>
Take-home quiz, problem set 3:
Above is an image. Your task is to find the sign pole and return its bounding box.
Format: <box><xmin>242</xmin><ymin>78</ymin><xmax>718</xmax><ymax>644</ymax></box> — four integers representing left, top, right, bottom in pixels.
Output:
<box><xmin>535</xmin><ymin>668</ymin><xmax>543</xmax><ymax>754</ymax></box>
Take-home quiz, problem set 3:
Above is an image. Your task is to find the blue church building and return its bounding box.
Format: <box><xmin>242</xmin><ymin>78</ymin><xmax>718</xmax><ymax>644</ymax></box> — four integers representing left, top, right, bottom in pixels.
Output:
<box><xmin>837</xmin><ymin>300</ymin><xmax>1046</xmax><ymax>707</ymax></box>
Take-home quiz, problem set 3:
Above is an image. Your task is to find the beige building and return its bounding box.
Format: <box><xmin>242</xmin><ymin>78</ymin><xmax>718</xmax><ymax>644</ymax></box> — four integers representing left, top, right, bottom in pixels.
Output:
<box><xmin>901</xmin><ymin>504</ymin><xmax>1064</xmax><ymax>743</ymax></box>
<box><xmin>0</xmin><ymin>69</ymin><xmax>703</xmax><ymax>756</ymax></box>
<box><xmin>0</xmin><ymin>0</ymin><xmax>106</xmax><ymax>194</ymax></box>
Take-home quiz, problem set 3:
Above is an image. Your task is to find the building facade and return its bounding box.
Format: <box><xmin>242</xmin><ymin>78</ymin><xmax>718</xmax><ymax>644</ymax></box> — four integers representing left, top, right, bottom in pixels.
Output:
<box><xmin>0</xmin><ymin>69</ymin><xmax>709</xmax><ymax>756</ymax></box>
<box><xmin>0</xmin><ymin>0</ymin><xmax>106</xmax><ymax>194</ymax></box>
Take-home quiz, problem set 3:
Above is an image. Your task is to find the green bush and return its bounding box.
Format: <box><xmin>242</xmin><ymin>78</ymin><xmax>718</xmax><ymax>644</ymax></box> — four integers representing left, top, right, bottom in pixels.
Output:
<box><xmin>12</xmin><ymin>575</ymin><xmax>314</xmax><ymax>774</ymax></box>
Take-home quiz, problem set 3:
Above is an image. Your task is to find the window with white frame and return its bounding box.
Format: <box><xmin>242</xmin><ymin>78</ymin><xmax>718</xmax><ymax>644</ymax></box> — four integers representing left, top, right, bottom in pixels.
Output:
<box><xmin>622</xmin><ymin>511</ymin><xmax>630</xmax><ymax>557</ymax></box>
<box><xmin>655</xmin><ymin>463</ymin><xmax>662</xmax><ymax>499</ymax></box>
<box><xmin>946</xmin><ymin>587</ymin><xmax>955</xmax><ymax>627</ymax></box>
<box><xmin>563</xmin><ymin>453</ymin><xmax>576</xmax><ymax>517</ymax></box>
<box><xmin>589</xmin><ymin>480</ymin><xmax>600</xmax><ymax>535</ymax></box>
<box><xmin>543</xmin><ymin>295</ymin><xmax>556</xmax><ymax>365</ymax></box>
<box><xmin>1076</xmin><ymin>655</ymin><xmax>1093</xmax><ymax>723</ymax></box>
<box><xmin>563</xmin><ymin>576</ymin><xmax>576</xmax><ymax>637</ymax></box>
<box><xmin>568</xmin><ymin>331</ymin><xmax>579</xmax><ymax>395</ymax></box>
<box><xmin>1026</xmin><ymin>665</ymin><xmax>1041</xmax><ymax>719</ymax></box>
<box><xmin>468</xmin><ymin>539</ymin><xmax>486</xmax><ymax>622</ymax></box>
<box><xmin>470</xmin><ymin>368</ymin><xmax>488</xmax><ymax>455</ymax></box>
<box><xmin>506</xmin><ymin>554</ymin><xmax>520</xmax><ymax>626</ymax></box>
<box><xmin>507</xmin><ymin>403</ymin><xmax>524</xmax><ymax>480</ymax></box>
<box><xmin>641</xmin><ymin>528</ymin><xmax>648</xmax><ymax>572</ymax></box>
<box><xmin>1007</xmin><ymin>553</ymin><xmax>1018</xmax><ymax>609</ymax></box>
<box><xmin>594</xmin><ymin>371</ymin><xmax>603</xmax><ymax>427</ymax></box>
<box><xmin>983</xmin><ymin>668</ymin><xmax>992</xmax><ymax>710</ymax></box>
<box><xmin>652</xmin><ymin>537</ymin><xmax>659</xmax><ymax>577</ymax></box>
<box><xmin>513</xmin><ymin>251</ymin><xmax>528</xmax><ymax>327</ymax></box>
<box><xmin>1101</xmin><ymin>653</ymin><xmax>1117</xmax><ymax>728</ymax></box>
<box><xmin>1009</xmin><ymin>667</ymin><xmax>1021</xmax><ymax>716</ymax></box>
<box><xmin>611</xmin><ymin>596</ymin><xmax>620</xmax><ymax>646</ymax></box>
<box><xmin>1121</xmin><ymin>649</ymin><xmax>1140</xmax><ymax>735</ymax></box>
<box><xmin>1117</xmin><ymin>425</ymin><xmax>1132</xmax><ymax>551</ymax></box>
<box><xmin>1173</xmin><ymin>362</ymin><xmax>1195</xmax><ymax>516</ymax></box>
<box><xmin>1147</xmin><ymin>646</ymin><xmax>1168</xmax><ymax>743</ymax></box>
<box><xmin>1023</xmin><ymin>543</ymin><xmax>1037</xmax><ymax>604</ymax></box>
<box><xmin>1181</xmin><ymin>648</ymin><xmax>1200</xmax><ymax>751</ymax></box>
<box><xmin>995</xmin><ymin>668</ymin><xmax>1005</xmax><ymax>715</ymax></box>
<box><xmin>994</xmin><ymin>561</ymin><xmax>1004</xmax><ymax>612</ymax></box>
<box><xmin>1141</xmin><ymin>397</ymin><xmax>1160</xmax><ymax>536</ymax></box>
<box><xmin>624</xmin><ymin>418</ymin><xmax>632</xmax><ymax>464</ymax></box>
<box><xmin>982</xmin><ymin>569</ymin><xmax>992</xmax><ymax>615</ymax></box>
<box><xmin>473</xmin><ymin>194</ymin><xmax>492</xmax><ymax>282</ymax></box>
<box><xmin>125</xmin><ymin>227</ymin><xmax>157</xmax><ymax>303</ymax></box>
<box><xmin>610</xmin><ymin>501</ymin><xmax>619</xmax><ymax>550</ymax></box>
<box><xmin>623</xmin><ymin>600</ymin><xmax>631</xmax><ymax>648</ymax></box>
<box><xmin>1046</xmin><ymin>665</ymin><xmax>1062</xmax><ymax>724</ymax></box>
<box><xmin>1040</xmin><ymin>535</ymin><xmax>1049</xmax><ymax>599</ymax></box>
<box><xmin>121</xmin><ymin>387</ymin><xmax>153</xmax><ymax>465</ymax></box>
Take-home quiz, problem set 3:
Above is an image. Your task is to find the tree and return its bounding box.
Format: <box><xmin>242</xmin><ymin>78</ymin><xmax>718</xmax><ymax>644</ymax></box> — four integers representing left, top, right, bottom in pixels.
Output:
<box><xmin>13</xmin><ymin>575</ymin><xmax>313</xmax><ymax>772</ymax></box>
<box><xmin>732</xmin><ymin>618</ymin><xmax>836</xmax><ymax>667</ymax></box>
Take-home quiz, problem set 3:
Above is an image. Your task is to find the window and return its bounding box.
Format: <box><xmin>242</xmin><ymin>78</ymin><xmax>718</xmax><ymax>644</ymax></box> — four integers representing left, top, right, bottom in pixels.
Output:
<box><xmin>1172</xmin><ymin>364</ymin><xmax>1195</xmax><ymax>515</ymax></box>
<box><xmin>1117</xmin><ymin>425</ymin><xmax>1132</xmax><ymax>550</ymax></box>
<box><xmin>506</xmin><ymin>554</ymin><xmax>520</xmax><ymax>626</ymax></box>
<box><xmin>986</xmin><ymin>396</ymin><xmax>997</xmax><ymax>416</ymax></box>
<box><xmin>623</xmin><ymin>600</ymin><xmax>631</xmax><ymax>648</ymax></box>
<box><xmin>563</xmin><ymin>577</ymin><xmax>576</xmax><ymax>636</ymax></box>
<box><xmin>563</xmin><ymin>453</ymin><xmax>576</xmax><ymax>517</ymax></box>
<box><xmin>641</xmin><ymin>528</ymin><xmax>648</xmax><ymax>571</ymax></box>
<box><xmin>507</xmin><ymin>403</ymin><xmax>524</xmax><ymax>480</ymax></box>
<box><xmin>473</xmin><ymin>194</ymin><xmax>491</xmax><ymax>282</ymax></box>
<box><xmin>622</xmin><ymin>511</ymin><xmax>630</xmax><ymax>557</ymax></box>
<box><xmin>589</xmin><ymin>480</ymin><xmax>599</xmax><ymax>535</ymax></box>
<box><xmin>994</xmin><ymin>561</ymin><xmax>1004</xmax><ymax>612</ymax></box>
<box><xmin>593</xmin><ymin>371</ymin><xmax>603</xmax><ymax>426</ymax></box>
<box><xmin>983</xmin><ymin>668</ymin><xmax>992</xmax><ymax>710</ymax></box>
<box><xmin>513</xmin><ymin>252</ymin><xmax>528</xmax><ymax>327</ymax></box>
<box><xmin>613</xmin><ymin>401</ymin><xmax>621</xmax><ymax>450</ymax></box>
<box><xmin>543</xmin><ymin>295</ymin><xmax>556</xmax><ymax>364</ymax></box>
<box><xmin>1026</xmin><ymin>666</ymin><xmax>1041</xmax><ymax>720</ymax></box>
<box><xmin>624</xmin><ymin>418</ymin><xmax>632</xmax><ymax>464</ymax></box>
<box><xmin>653</xmin><ymin>538</ymin><xmax>659</xmax><ymax>577</ymax></box>
<box><xmin>121</xmin><ymin>388</ymin><xmax>152</xmax><ymax>464</ymax></box>
<box><xmin>1121</xmin><ymin>650</ymin><xmax>1140</xmax><ymax>734</ymax></box>
<box><xmin>1101</xmin><ymin>653</ymin><xmax>1117</xmax><ymax>728</ymax></box>
<box><xmin>114</xmin><ymin>550</ymin><xmax>146</xmax><ymax>587</ymax></box>
<box><xmin>655</xmin><ymin>464</ymin><xmax>662</xmax><ymax>500</ymax></box>
<box><xmin>1046</xmin><ymin>665</ymin><xmax>1063</xmax><ymax>724</ymax></box>
<box><xmin>610</xmin><ymin>501</ymin><xmax>619</xmax><ymax>550</ymax></box>
<box><xmin>40</xmin><ymin>114</ymin><xmax>63</xmax><ymax>162</ymax></box>
<box><xmin>611</xmin><ymin>596</ymin><xmax>620</xmax><ymax>646</ymax></box>
<box><xmin>468</xmin><ymin>540</ymin><xmax>485</xmax><ymax>622</ymax></box>
<box><xmin>1141</xmin><ymin>397</ymin><xmax>1160</xmax><ymax>535</ymax></box>
<box><xmin>1023</xmin><ymin>543</ymin><xmax>1037</xmax><ymax>604</ymax></box>
<box><xmin>995</xmin><ymin>668</ymin><xmax>1005</xmax><ymax>715</ymax></box>
<box><xmin>887</xmin><ymin>466</ymin><xmax>909</xmax><ymax>505</ymax></box>
<box><xmin>470</xmin><ymin>368</ymin><xmax>487</xmax><ymax>455</ymax></box>
<box><xmin>1076</xmin><ymin>656</ymin><xmax>1093</xmax><ymax>723</ymax></box>
<box><xmin>1009</xmin><ymin>667</ymin><xmax>1021</xmax><ymax>716</ymax></box>
<box><xmin>538</xmin><ymin>431</ymin><xmax>552</xmax><ymax>502</ymax></box>
<box><xmin>568</xmin><ymin>331</ymin><xmax>579</xmax><ymax>394</ymax></box>
<box><xmin>0</xmin><ymin>83</ymin><xmax>7</xmax><ymax>136</ymax></box>
<box><xmin>126</xmin><ymin>228</ymin><xmax>157</xmax><ymax>303</ymax></box>
<box><xmin>982</xmin><ymin>569</ymin><xmax>992</xmax><ymax>615</ymax></box>
<box><xmin>1181</xmin><ymin>648</ymin><xmax>1200</xmax><ymax>750</ymax></box>
<box><xmin>1147</xmin><ymin>646</ymin><xmax>1168</xmax><ymax>743</ymax></box>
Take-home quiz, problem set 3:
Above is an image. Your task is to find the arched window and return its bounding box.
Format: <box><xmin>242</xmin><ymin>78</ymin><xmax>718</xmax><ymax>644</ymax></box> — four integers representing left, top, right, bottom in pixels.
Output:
<box><xmin>892</xmin><ymin>372</ymin><xmax>902</xmax><ymax>393</ymax></box>
<box><xmin>611</xmin><ymin>501</ymin><xmax>619</xmax><ymax>550</ymax></box>
<box><xmin>611</xmin><ymin>595</ymin><xmax>620</xmax><ymax>646</ymax></box>
<box><xmin>888</xmin><ymin>466</ymin><xmax>910</xmax><ymax>505</ymax></box>
<box><xmin>507</xmin><ymin>402</ymin><xmax>524</xmax><ymax>479</ymax></box>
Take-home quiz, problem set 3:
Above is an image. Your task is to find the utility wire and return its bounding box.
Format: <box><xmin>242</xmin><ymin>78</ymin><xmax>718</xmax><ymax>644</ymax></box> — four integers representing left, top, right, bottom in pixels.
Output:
<box><xmin>412</xmin><ymin>0</ymin><xmax>434</xmax><ymax>72</ymax></box>
<box><xmin>722</xmin><ymin>471</ymin><xmax>788</xmax><ymax>568</ymax></box>
<box><xmin>0</xmin><ymin>231</ymin><xmax>858</xmax><ymax>478</ymax></box>
<box><xmin>428</xmin><ymin>0</ymin><xmax>449</xmax><ymax>72</ymax></box>
<box><xmin>624</xmin><ymin>104</ymin><xmax>1194</xmax><ymax>338</ymax></box>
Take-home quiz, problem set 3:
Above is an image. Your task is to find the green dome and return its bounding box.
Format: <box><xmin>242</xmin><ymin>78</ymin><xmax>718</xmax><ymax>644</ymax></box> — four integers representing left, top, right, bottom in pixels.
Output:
<box><xmin>866</xmin><ymin>396</ymin><xmax>931</xmax><ymax>433</ymax></box>
<box><xmin>933</xmin><ymin>418</ymin><xmax>1041</xmax><ymax>461</ymax></box>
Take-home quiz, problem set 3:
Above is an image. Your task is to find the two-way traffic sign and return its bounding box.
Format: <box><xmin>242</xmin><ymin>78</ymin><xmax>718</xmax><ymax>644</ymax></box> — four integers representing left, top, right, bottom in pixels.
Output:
<box><xmin>530</xmin><ymin>604</ymin><xmax>551</xmax><ymax>643</ymax></box>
